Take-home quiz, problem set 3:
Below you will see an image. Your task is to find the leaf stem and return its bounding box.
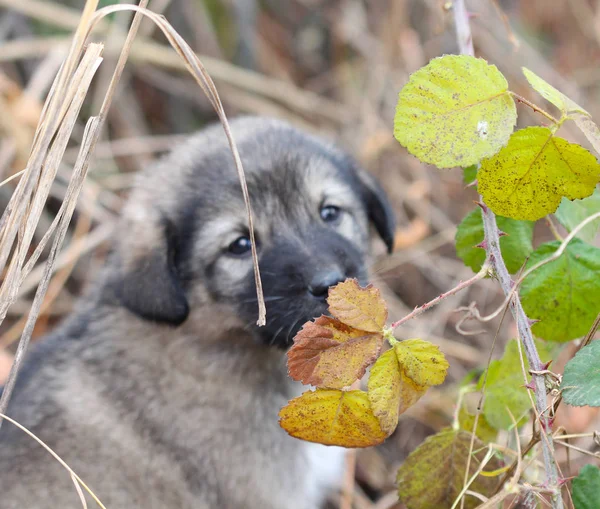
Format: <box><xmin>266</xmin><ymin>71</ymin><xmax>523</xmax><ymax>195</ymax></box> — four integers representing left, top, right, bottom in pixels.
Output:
<box><xmin>390</xmin><ymin>266</ymin><xmax>488</xmax><ymax>330</ymax></box>
<box><xmin>509</xmin><ymin>91</ymin><xmax>560</xmax><ymax>125</ymax></box>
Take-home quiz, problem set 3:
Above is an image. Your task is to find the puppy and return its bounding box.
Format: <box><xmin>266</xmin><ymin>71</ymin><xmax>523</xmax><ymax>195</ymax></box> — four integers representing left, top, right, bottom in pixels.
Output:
<box><xmin>0</xmin><ymin>117</ymin><xmax>395</xmax><ymax>508</ymax></box>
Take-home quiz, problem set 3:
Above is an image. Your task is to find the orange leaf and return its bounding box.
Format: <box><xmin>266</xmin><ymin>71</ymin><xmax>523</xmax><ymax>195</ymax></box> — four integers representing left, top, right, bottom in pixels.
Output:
<box><xmin>327</xmin><ymin>279</ymin><xmax>388</xmax><ymax>333</ymax></box>
<box><xmin>288</xmin><ymin>316</ymin><xmax>383</xmax><ymax>389</ymax></box>
<box><xmin>279</xmin><ymin>389</ymin><xmax>387</xmax><ymax>448</ymax></box>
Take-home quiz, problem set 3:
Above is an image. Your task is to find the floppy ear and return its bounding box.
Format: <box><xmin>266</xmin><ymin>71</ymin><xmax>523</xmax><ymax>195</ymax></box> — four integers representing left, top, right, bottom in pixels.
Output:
<box><xmin>115</xmin><ymin>217</ymin><xmax>190</xmax><ymax>325</ymax></box>
<box><xmin>358</xmin><ymin>170</ymin><xmax>396</xmax><ymax>254</ymax></box>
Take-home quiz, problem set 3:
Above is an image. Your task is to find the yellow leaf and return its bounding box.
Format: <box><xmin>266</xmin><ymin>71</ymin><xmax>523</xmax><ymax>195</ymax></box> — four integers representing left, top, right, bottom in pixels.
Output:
<box><xmin>395</xmin><ymin>339</ymin><xmax>449</xmax><ymax>387</ymax></box>
<box><xmin>394</xmin><ymin>55</ymin><xmax>516</xmax><ymax>168</ymax></box>
<box><xmin>327</xmin><ymin>279</ymin><xmax>387</xmax><ymax>333</ymax></box>
<box><xmin>288</xmin><ymin>316</ymin><xmax>383</xmax><ymax>389</ymax></box>
<box><xmin>522</xmin><ymin>67</ymin><xmax>589</xmax><ymax>116</ymax></box>
<box><xmin>367</xmin><ymin>349</ymin><xmax>428</xmax><ymax>435</ymax></box>
<box><xmin>279</xmin><ymin>389</ymin><xmax>387</xmax><ymax>448</ymax></box>
<box><xmin>479</xmin><ymin>127</ymin><xmax>600</xmax><ymax>221</ymax></box>
<box><xmin>368</xmin><ymin>349</ymin><xmax>403</xmax><ymax>434</ymax></box>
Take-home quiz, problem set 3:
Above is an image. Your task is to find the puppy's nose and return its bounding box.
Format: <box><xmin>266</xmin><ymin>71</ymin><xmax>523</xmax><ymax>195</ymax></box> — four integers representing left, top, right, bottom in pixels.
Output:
<box><xmin>308</xmin><ymin>269</ymin><xmax>345</xmax><ymax>300</ymax></box>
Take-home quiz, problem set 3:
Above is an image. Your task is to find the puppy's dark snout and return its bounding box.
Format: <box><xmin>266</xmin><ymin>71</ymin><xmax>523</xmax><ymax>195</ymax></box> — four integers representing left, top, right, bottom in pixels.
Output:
<box><xmin>308</xmin><ymin>269</ymin><xmax>345</xmax><ymax>300</ymax></box>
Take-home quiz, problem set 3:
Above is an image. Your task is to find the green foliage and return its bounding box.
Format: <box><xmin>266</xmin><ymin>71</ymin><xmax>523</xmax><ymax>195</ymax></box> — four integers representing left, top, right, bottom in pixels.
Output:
<box><xmin>455</xmin><ymin>208</ymin><xmax>534</xmax><ymax>273</ymax></box>
<box><xmin>458</xmin><ymin>408</ymin><xmax>498</xmax><ymax>443</ymax></box>
<box><xmin>476</xmin><ymin>339</ymin><xmax>556</xmax><ymax>430</ymax></box>
<box><xmin>520</xmin><ymin>240</ymin><xmax>600</xmax><ymax>342</ymax></box>
<box><xmin>562</xmin><ymin>342</ymin><xmax>600</xmax><ymax>407</ymax></box>
<box><xmin>394</xmin><ymin>55</ymin><xmax>516</xmax><ymax>168</ymax></box>
<box><xmin>555</xmin><ymin>188</ymin><xmax>600</xmax><ymax>244</ymax></box>
<box><xmin>477</xmin><ymin>340</ymin><xmax>532</xmax><ymax>429</ymax></box>
<box><xmin>572</xmin><ymin>464</ymin><xmax>600</xmax><ymax>508</ymax></box>
<box><xmin>478</xmin><ymin>127</ymin><xmax>600</xmax><ymax>221</ymax></box>
<box><xmin>396</xmin><ymin>428</ymin><xmax>500</xmax><ymax>509</ymax></box>
<box><xmin>463</xmin><ymin>165</ymin><xmax>478</xmax><ymax>184</ymax></box>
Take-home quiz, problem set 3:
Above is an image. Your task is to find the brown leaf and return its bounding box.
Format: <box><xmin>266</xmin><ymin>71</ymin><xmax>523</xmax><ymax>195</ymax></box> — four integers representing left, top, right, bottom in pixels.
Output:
<box><xmin>327</xmin><ymin>279</ymin><xmax>388</xmax><ymax>333</ymax></box>
<box><xmin>288</xmin><ymin>316</ymin><xmax>383</xmax><ymax>389</ymax></box>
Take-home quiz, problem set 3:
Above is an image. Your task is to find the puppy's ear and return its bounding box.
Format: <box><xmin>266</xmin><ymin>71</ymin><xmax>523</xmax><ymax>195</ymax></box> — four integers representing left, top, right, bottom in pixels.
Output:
<box><xmin>115</xmin><ymin>216</ymin><xmax>190</xmax><ymax>325</ymax></box>
<box><xmin>358</xmin><ymin>171</ymin><xmax>396</xmax><ymax>254</ymax></box>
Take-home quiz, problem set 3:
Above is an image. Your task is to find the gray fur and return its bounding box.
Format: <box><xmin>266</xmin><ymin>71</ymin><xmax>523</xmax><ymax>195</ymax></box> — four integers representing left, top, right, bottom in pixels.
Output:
<box><xmin>0</xmin><ymin>117</ymin><xmax>395</xmax><ymax>508</ymax></box>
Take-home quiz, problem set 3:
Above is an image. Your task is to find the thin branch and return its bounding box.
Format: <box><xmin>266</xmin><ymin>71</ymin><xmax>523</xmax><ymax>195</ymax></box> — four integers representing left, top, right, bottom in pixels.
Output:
<box><xmin>391</xmin><ymin>265</ymin><xmax>488</xmax><ymax>330</ymax></box>
<box><xmin>509</xmin><ymin>91</ymin><xmax>561</xmax><ymax>125</ymax></box>
<box><xmin>452</xmin><ymin>1</ymin><xmax>563</xmax><ymax>507</ymax></box>
<box><xmin>480</xmin><ymin>201</ymin><xmax>563</xmax><ymax>508</ymax></box>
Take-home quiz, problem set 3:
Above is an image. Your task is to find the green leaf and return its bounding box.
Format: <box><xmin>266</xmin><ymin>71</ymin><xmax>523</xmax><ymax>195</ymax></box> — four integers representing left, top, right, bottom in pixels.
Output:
<box><xmin>522</xmin><ymin>67</ymin><xmax>589</xmax><ymax>116</ymax></box>
<box><xmin>562</xmin><ymin>342</ymin><xmax>600</xmax><ymax>407</ymax></box>
<box><xmin>520</xmin><ymin>239</ymin><xmax>600</xmax><ymax>342</ymax></box>
<box><xmin>479</xmin><ymin>127</ymin><xmax>600</xmax><ymax>221</ymax></box>
<box><xmin>477</xmin><ymin>340</ymin><xmax>532</xmax><ymax>430</ymax></box>
<box><xmin>394</xmin><ymin>55</ymin><xmax>516</xmax><ymax>168</ymax></box>
<box><xmin>555</xmin><ymin>188</ymin><xmax>600</xmax><ymax>244</ymax></box>
<box><xmin>463</xmin><ymin>165</ymin><xmax>478</xmax><ymax>185</ymax></box>
<box><xmin>397</xmin><ymin>428</ymin><xmax>500</xmax><ymax>509</ymax></box>
<box><xmin>458</xmin><ymin>408</ymin><xmax>498</xmax><ymax>443</ymax></box>
<box><xmin>455</xmin><ymin>208</ymin><xmax>535</xmax><ymax>273</ymax></box>
<box><xmin>572</xmin><ymin>464</ymin><xmax>600</xmax><ymax>508</ymax></box>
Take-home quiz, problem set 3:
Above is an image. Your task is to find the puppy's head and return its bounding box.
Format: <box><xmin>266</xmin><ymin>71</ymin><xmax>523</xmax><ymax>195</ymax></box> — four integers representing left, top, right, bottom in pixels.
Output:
<box><xmin>109</xmin><ymin>117</ymin><xmax>395</xmax><ymax>347</ymax></box>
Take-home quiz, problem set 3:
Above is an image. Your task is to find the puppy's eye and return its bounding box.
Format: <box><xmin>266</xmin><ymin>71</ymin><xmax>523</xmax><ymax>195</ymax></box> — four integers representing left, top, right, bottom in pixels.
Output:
<box><xmin>227</xmin><ymin>236</ymin><xmax>252</xmax><ymax>256</ymax></box>
<box><xmin>320</xmin><ymin>205</ymin><xmax>341</xmax><ymax>223</ymax></box>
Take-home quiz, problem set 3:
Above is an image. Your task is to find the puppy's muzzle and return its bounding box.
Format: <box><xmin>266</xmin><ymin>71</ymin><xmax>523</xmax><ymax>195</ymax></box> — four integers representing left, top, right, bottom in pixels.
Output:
<box><xmin>307</xmin><ymin>269</ymin><xmax>345</xmax><ymax>301</ymax></box>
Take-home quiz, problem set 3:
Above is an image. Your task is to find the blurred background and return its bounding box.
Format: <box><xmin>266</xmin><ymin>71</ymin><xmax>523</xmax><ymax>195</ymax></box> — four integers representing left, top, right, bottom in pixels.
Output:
<box><xmin>0</xmin><ymin>1</ymin><xmax>599</xmax><ymax>507</ymax></box>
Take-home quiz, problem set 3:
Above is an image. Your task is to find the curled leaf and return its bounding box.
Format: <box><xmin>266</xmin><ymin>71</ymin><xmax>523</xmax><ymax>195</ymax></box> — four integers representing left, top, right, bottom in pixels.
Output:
<box><xmin>279</xmin><ymin>389</ymin><xmax>387</xmax><ymax>448</ymax></box>
<box><xmin>522</xmin><ymin>67</ymin><xmax>588</xmax><ymax>116</ymax></box>
<box><xmin>395</xmin><ymin>339</ymin><xmax>449</xmax><ymax>387</ymax></box>
<box><xmin>394</xmin><ymin>55</ymin><xmax>516</xmax><ymax>168</ymax></box>
<box><xmin>288</xmin><ymin>316</ymin><xmax>383</xmax><ymax>389</ymax></box>
<box><xmin>479</xmin><ymin>127</ymin><xmax>600</xmax><ymax>221</ymax></box>
<box><xmin>327</xmin><ymin>279</ymin><xmax>387</xmax><ymax>333</ymax></box>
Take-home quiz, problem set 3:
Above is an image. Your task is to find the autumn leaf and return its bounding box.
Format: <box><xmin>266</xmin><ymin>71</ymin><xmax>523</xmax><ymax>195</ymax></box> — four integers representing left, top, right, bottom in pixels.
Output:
<box><xmin>395</xmin><ymin>339</ymin><xmax>449</xmax><ymax>387</ymax></box>
<box><xmin>278</xmin><ymin>389</ymin><xmax>387</xmax><ymax>448</ymax></box>
<box><xmin>368</xmin><ymin>349</ymin><xmax>427</xmax><ymax>434</ymax></box>
<box><xmin>478</xmin><ymin>127</ymin><xmax>600</xmax><ymax>221</ymax></box>
<box><xmin>327</xmin><ymin>279</ymin><xmax>388</xmax><ymax>333</ymax></box>
<box><xmin>287</xmin><ymin>316</ymin><xmax>383</xmax><ymax>389</ymax></box>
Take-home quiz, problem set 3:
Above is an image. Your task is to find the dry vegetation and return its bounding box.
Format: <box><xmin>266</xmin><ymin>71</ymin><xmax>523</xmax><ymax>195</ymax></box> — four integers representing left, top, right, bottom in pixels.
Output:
<box><xmin>0</xmin><ymin>1</ymin><xmax>599</xmax><ymax>508</ymax></box>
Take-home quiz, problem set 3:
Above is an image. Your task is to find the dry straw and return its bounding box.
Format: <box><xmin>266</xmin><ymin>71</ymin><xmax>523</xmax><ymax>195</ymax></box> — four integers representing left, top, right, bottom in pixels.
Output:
<box><xmin>0</xmin><ymin>0</ymin><xmax>266</xmax><ymax>437</ymax></box>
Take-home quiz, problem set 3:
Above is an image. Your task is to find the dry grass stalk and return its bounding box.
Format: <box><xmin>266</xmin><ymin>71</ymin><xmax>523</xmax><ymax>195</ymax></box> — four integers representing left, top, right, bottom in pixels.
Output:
<box><xmin>0</xmin><ymin>0</ymin><xmax>266</xmax><ymax>430</ymax></box>
<box><xmin>0</xmin><ymin>411</ymin><xmax>106</xmax><ymax>508</ymax></box>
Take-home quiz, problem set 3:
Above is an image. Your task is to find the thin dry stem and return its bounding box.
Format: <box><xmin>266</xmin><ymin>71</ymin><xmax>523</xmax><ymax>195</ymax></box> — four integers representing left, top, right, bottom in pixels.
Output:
<box><xmin>391</xmin><ymin>265</ymin><xmax>488</xmax><ymax>330</ymax></box>
<box><xmin>0</xmin><ymin>412</ymin><xmax>106</xmax><ymax>508</ymax></box>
